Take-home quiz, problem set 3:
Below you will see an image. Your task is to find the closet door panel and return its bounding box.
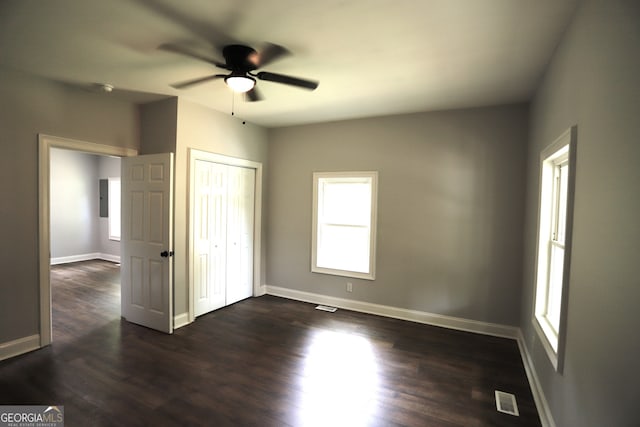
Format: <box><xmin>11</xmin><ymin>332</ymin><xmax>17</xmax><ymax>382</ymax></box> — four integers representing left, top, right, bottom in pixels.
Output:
<box><xmin>209</xmin><ymin>163</ymin><xmax>228</xmax><ymax>309</ymax></box>
<box><xmin>226</xmin><ymin>166</ymin><xmax>255</xmax><ymax>305</ymax></box>
<box><xmin>194</xmin><ymin>161</ymin><xmax>227</xmax><ymax>316</ymax></box>
<box><xmin>193</xmin><ymin>160</ymin><xmax>212</xmax><ymax>316</ymax></box>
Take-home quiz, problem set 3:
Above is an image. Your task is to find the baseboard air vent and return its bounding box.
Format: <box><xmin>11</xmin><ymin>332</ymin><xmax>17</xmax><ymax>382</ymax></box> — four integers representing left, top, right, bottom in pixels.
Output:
<box><xmin>315</xmin><ymin>305</ymin><xmax>337</xmax><ymax>312</ymax></box>
<box><xmin>495</xmin><ymin>390</ymin><xmax>519</xmax><ymax>416</ymax></box>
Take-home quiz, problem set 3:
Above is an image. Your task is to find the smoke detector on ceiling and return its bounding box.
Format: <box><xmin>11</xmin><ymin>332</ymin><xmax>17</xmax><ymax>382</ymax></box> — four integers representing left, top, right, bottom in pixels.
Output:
<box><xmin>92</xmin><ymin>83</ymin><xmax>114</xmax><ymax>93</ymax></box>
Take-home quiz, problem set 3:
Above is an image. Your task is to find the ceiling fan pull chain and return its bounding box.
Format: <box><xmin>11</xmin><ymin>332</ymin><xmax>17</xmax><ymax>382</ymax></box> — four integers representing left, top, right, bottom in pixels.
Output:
<box><xmin>231</xmin><ymin>90</ymin><xmax>235</xmax><ymax>116</ymax></box>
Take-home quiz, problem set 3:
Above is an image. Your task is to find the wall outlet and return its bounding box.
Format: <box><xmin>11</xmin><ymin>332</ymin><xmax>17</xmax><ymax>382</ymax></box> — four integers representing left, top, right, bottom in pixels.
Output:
<box><xmin>346</xmin><ymin>282</ymin><xmax>353</xmax><ymax>292</ymax></box>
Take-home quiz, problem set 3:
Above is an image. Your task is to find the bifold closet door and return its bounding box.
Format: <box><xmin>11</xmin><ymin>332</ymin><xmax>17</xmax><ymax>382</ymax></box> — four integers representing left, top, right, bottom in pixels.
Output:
<box><xmin>194</xmin><ymin>160</ymin><xmax>255</xmax><ymax>317</ymax></box>
<box><xmin>225</xmin><ymin>166</ymin><xmax>255</xmax><ymax>305</ymax></box>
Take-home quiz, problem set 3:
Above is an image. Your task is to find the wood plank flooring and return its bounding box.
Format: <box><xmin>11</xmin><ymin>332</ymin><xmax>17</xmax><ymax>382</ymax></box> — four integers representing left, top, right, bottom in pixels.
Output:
<box><xmin>0</xmin><ymin>260</ymin><xmax>541</xmax><ymax>426</ymax></box>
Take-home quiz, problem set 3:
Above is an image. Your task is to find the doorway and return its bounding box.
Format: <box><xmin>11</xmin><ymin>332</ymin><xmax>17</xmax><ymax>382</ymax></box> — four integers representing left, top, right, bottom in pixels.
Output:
<box><xmin>38</xmin><ymin>134</ymin><xmax>137</xmax><ymax>346</ymax></box>
<box><xmin>49</xmin><ymin>147</ymin><xmax>122</xmax><ymax>342</ymax></box>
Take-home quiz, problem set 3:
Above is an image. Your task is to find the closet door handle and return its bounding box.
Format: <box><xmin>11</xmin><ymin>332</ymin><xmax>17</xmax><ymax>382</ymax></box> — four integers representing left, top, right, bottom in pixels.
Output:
<box><xmin>160</xmin><ymin>250</ymin><xmax>174</xmax><ymax>258</ymax></box>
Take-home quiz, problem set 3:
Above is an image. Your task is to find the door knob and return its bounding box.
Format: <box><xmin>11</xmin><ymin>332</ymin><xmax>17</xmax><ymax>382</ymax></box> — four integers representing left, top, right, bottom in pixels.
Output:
<box><xmin>160</xmin><ymin>250</ymin><xmax>174</xmax><ymax>258</ymax></box>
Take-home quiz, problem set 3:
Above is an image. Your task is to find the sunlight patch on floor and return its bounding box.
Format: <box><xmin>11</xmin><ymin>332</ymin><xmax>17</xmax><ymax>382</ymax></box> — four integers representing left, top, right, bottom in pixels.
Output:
<box><xmin>298</xmin><ymin>330</ymin><xmax>380</xmax><ymax>427</ymax></box>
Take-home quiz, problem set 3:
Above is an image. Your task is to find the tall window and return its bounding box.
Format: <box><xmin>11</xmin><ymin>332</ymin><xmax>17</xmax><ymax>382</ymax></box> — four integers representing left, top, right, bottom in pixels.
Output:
<box><xmin>108</xmin><ymin>177</ymin><xmax>121</xmax><ymax>241</ymax></box>
<box><xmin>533</xmin><ymin>127</ymin><xmax>577</xmax><ymax>372</ymax></box>
<box><xmin>312</xmin><ymin>172</ymin><xmax>378</xmax><ymax>280</ymax></box>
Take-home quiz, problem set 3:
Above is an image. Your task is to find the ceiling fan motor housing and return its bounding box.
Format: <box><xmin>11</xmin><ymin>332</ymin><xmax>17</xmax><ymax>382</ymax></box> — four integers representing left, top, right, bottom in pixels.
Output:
<box><xmin>222</xmin><ymin>45</ymin><xmax>258</xmax><ymax>72</ymax></box>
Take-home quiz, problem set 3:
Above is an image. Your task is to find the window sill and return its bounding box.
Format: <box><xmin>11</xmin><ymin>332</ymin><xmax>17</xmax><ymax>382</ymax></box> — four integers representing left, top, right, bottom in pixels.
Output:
<box><xmin>533</xmin><ymin>315</ymin><xmax>561</xmax><ymax>372</ymax></box>
<box><xmin>311</xmin><ymin>266</ymin><xmax>375</xmax><ymax>281</ymax></box>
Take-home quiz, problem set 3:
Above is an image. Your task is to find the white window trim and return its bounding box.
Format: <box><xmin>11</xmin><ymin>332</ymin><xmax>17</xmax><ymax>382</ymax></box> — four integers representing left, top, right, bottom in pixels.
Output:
<box><xmin>108</xmin><ymin>177</ymin><xmax>121</xmax><ymax>241</ymax></box>
<box><xmin>532</xmin><ymin>126</ymin><xmax>577</xmax><ymax>373</ymax></box>
<box><xmin>312</xmin><ymin>171</ymin><xmax>378</xmax><ymax>280</ymax></box>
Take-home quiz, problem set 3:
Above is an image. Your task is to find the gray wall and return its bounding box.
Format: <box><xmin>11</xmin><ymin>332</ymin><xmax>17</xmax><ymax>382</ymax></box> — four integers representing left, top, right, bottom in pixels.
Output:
<box><xmin>520</xmin><ymin>0</ymin><xmax>640</xmax><ymax>426</ymax></box>
<box><xmin>50</xmin><ymin>149</ymin><xmax>121</xmax><ymax>261</ymax></box>
<box><xmin>50</xmin><ymin>148</ymin><xmax>99</xmax><ymax>259</ymax></box>
<box><xmin>0</xmin><ymin>67</ymin><xmax>139</xmax><ymax>344</ymax></box>
<box><xmin>267</xmin><ymin>104</ymin><xmax>528</xmax><ymax>326</ymax></box>
<box><xmin>140</xmin><ymin>98</ymin><xmax>178</xmax><ymax>155</ymax></box>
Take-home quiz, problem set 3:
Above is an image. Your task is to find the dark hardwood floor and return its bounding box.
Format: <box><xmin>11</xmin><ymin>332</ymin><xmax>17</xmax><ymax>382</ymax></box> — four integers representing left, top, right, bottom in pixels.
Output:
<box><xmin>49</xmin><ymin>260</ymin><xmax>121</xmax><ymax>345</ymax></box>
<box><xmin>0</xmin><ymin>260</ymin><xmax>541</xmax><ymax>426</ymax></box>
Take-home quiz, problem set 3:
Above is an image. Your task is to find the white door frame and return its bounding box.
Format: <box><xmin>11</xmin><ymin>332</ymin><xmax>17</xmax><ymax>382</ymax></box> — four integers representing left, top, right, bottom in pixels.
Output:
<box><xmin>38</xmin><ymin>134</ymin><xmax>137</xmax><ymax>346</ymax></box>
<box><xmin>188</xmin><ymin>149</ymin><xmax>263</xmax><ymax>323</ymax></box>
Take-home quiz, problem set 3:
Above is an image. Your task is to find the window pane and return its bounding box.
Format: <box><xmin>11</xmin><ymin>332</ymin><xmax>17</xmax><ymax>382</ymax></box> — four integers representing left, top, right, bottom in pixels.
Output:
<box><xmin>320</xmin><ymin>180</ymin><xmax>371</xmax><ymax>226</ymax></box>
<box><xmin>313</xmin><ymin>172</ymin><xmax>377</xmax><ymax>279</ymax></box>
<box><xmin>317</xmin><ymin>224</ymin><xmax>370</xmax><ymax>273</ymax></box>
<box><xmin>556</xmin><ymin>163</ymin><xmax>569</xmax><ymax>243</ymax></box>
<box><xmin>108</xmin><ymin>178</ymin><xmax>121</xmax><ymax>241</ymax></box>
<box><xmin>546</xmin><ymin>244</ymin><xmax>564</xmax><ymax>333</ymax></box>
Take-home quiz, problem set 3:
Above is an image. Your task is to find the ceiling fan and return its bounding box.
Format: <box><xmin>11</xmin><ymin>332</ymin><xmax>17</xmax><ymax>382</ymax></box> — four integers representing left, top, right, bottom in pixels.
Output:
<box><xmin>161</xmin><ymin>42</ymin><xmax>319</xmax><ymax>101</ymax></box>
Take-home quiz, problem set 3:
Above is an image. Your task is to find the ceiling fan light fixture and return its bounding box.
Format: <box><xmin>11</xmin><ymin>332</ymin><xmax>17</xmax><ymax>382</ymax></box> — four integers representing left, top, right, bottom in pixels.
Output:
<box><xmin>225</xmin><ymin>75</ymin><xmax>255</xmax><ymax>93</ymax></box>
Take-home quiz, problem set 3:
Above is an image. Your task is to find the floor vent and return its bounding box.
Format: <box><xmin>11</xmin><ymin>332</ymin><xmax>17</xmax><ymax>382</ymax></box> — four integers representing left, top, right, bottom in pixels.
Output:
<box><xmin>315</xmin><ymin>305</ymin><xmax>337</xmax><ymax>312</ymax></box>
<box><xmin>495</xmin><ymin>390</ymin><xmax>519</xmax><ymax>416</ymax></box>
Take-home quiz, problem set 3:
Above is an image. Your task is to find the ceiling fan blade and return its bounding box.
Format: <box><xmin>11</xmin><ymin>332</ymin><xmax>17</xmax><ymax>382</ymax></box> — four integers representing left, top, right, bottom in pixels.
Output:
<box><xmin>245</xmin><ymin>87</ymin><xmax>263</xmax><ymax>102</ymax></box>
<box><xmin>136</xmin><ymin>0</ymin><xmax>237</xmax><ymax>49</ymax></box>
<box><xmin>252</xmin><ymin>43</ymin><xmax>290</xmax><ymax>68</ymax></box>
<box><xmin>159</xmin><ymin>43</ymin><xmax>230</xmax><ymax>70</ymax></box>
<box><xmin>256</xmin><ymin>71</ymin><xmax>319</xmax><ymax>90</ymax></box>
<box><xmin>171</xmin><ymin>74</ymin><xmax>225</xmax><ymax>89</ymax></box>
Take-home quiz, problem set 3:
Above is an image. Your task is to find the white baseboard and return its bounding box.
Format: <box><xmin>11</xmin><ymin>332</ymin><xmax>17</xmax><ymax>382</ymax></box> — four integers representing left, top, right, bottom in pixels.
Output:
<box><xmin>51</xmin><ymin>253</ymin><xmax>120</xmax><ymax>265</ymax></box>
<box><xmin>516</xmin><ymin>330</ymin><xmax>556</xmax><ymax>427</ymax></box>
<box><xmin>265</xmin><ymin>285</ymin><xmax>519</xmax><ymax>339</ymax></box>
<box><xmin>0</xmin><ymin>334</ymin><xmax>41</xmax><ymax>361</ymax></box>
<box><xmin>51</xmin><ymin>253</ymin><xmax>99</xmax><ymax>265</ymax></box>
<box><xmin>174</xmin><ymin>313</ymin><xmax>191</xmax><ymax>329</ymax></box>
<box><xmin>98</xmin><ymin>253</ymin><xmax>121</xmax><ymax>264</ymax></box>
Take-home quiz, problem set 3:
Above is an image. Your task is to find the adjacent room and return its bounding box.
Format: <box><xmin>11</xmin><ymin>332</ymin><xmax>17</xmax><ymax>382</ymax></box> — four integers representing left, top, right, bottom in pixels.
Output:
<box><xmin>0</xmin><ymin>1</ymin><xmax>638</xmax><ymax>426</ymax></box>
<box><xmin>49</xmin><ymin>148</ymin><xmax>122</xmax><ymax>342</ymax></box>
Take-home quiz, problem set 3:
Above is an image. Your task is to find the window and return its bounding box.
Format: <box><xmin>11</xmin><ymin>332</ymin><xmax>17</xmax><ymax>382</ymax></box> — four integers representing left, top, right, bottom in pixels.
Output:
<box><xmin>108</xmin><ymin>177</ymin><xmax>121</xmax><ymax>241</ymax></box>
<box><xmin>533</xmin><ymin>126</ymin><xmax>577</xmax><ymax>372</ymax></box>
<box><xmin>312</xmin><ymin>172</ymin><xmax>378</xmax><ymax>280</ymax></box>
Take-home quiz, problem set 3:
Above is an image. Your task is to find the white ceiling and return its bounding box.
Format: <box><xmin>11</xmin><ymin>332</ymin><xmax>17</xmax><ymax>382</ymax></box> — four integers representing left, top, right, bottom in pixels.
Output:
<box><xmin>0</xmin><ymin>0</ymin><xmax>578</xmax><ymax>127</ymax></box>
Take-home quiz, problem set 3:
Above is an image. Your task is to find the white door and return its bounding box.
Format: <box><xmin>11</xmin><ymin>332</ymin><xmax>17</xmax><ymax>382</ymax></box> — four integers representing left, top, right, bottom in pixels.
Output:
<box><xmin>121</xmin><ymin>153</ymin><xmax>174</xmax><ymax>333</ymax></box>
<box><xmin>193</xmin><ymin>161</ymin><xmax>255</xmax><ymax>316</ymax></box>
<box><xmin>194</xmin><ymin>160</ymin><xmax>227</xmax><ymax>316</ymax></box>
<box><xmin>226</xmin><ymin>166</ymin><xmax>255</xmax><ymax>305</ymax></box>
